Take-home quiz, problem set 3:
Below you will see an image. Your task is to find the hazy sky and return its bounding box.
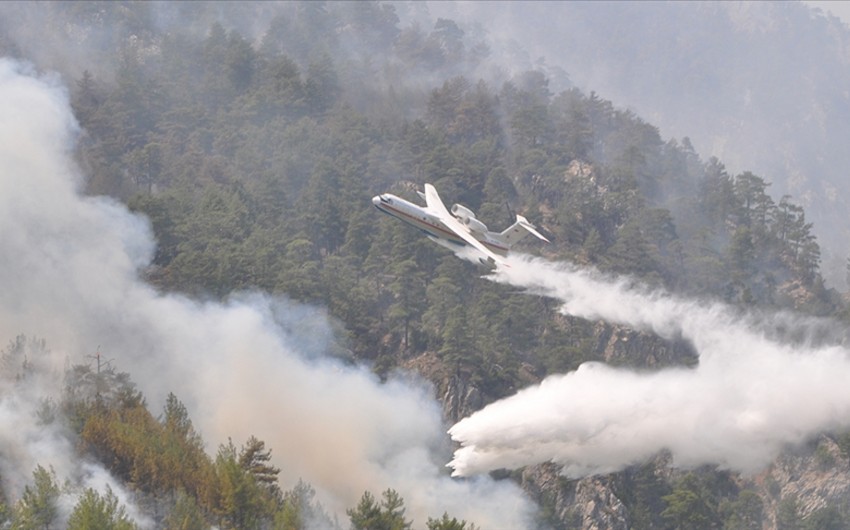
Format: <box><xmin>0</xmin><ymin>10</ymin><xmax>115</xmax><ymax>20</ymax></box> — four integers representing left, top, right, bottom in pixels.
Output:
<box><xmin>804</xmin><ymin>0</ymin><xmax>850</xmax><ymax>25</ymax></box>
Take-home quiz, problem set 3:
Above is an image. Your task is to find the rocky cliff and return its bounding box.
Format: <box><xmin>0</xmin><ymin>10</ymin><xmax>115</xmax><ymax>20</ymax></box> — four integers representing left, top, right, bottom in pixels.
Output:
<box><xmin>413</xmin><ymin>321</ymin><xmax>850</xmax><ymax>529</ymax></box>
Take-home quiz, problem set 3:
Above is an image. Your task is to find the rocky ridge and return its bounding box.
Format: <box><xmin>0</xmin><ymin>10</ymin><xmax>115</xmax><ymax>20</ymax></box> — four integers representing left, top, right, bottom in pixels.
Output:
<box><xmin>412</xmin><ymin>323</ymin><xmax>850</xmax><ymax>529</ymax></box>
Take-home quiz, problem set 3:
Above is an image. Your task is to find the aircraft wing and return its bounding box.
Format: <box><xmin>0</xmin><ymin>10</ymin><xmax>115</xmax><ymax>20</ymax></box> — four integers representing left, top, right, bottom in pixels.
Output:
<box><xmin>424</xmin><ymin>184</ymin><xmax>507</xmax><ymax>266</ymax></box>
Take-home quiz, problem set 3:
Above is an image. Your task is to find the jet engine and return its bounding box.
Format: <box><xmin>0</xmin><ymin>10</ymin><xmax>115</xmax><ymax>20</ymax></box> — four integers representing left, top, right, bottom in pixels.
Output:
<box><xmin>451</xmin><ymin>204</ymin><xmax>489</xmax><ymax>234</ymax></box>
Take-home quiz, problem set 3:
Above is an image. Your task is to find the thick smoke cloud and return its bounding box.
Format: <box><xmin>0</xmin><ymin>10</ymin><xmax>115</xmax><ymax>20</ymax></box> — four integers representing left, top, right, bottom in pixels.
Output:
<box><xmin>0</xmin><ymin>58</ymin><xmax>534</xmax><ymax>528</ymax></box>
<box><xmin>0</xmin><ymin>338</ymin><xmax>152</xmax><ymax>527</ymax></box>
<box><xmin>449</xmin><ymin>255</ymin><xmax>850</xmax><ymax>478</ymax></box>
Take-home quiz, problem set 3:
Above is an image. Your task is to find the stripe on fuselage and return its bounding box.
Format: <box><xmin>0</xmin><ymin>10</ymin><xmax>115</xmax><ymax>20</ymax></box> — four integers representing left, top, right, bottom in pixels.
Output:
<box><xmin>373</xmin><ymin>199</ymin><xmax>508</xmax><ymax>254</ymax></box>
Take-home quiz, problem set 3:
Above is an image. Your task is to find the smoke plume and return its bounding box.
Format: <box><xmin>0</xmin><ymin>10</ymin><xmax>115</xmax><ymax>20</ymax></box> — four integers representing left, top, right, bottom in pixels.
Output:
<box><xmin>0</xmin><ymin>58</ymin><xmax>534</xmax><ymax>528</ymax></box>
<box><xmin>448</xmin><ymin>255</ymin><xmax>850</xmax><ymax>478</ymax></box>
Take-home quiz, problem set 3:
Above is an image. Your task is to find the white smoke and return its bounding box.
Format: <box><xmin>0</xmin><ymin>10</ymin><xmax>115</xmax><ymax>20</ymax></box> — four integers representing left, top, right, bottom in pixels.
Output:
<box><xmin>448</xmin><ymin>255</ymin><xmax>850</xmax><ymax>478</ymax></box>
<box><xmin>0</xmin><ymin>58</ymin><xmax>535</xmax><ymax>528</ymax></box>
<box><xmin>0</xmin><ymin>340</ymin><xmax>154</xmax><ymax>527</ymax></box>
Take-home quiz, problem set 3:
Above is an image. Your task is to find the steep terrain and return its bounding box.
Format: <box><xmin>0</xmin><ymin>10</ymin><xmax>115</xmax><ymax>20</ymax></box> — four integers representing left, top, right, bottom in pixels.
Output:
<box><xmin>0</xmin><ymin>2</ymin><xmax>848</xmax><ymax>529</ymax></box>
<box><xmin>416</xmin><ymin>0</ymin><xmax>850</xmax><ymax>287</ymax></box>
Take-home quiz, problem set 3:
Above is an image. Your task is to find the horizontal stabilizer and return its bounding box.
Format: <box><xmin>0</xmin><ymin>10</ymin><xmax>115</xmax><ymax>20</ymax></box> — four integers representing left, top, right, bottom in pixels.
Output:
<box><xmin>516</xmin><ymin>215</ymin><xmax>550</xmax><ymax>243</ymax></box>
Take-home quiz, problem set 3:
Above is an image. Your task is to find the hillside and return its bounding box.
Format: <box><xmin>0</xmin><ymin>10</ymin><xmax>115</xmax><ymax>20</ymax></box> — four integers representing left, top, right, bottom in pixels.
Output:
<box><xmin>415</xmin><ymin>0</ymin><xmax>850</xmax><ymax>288</ymax></box>
<box><xmin>0</xmin><ymin>2</ymin><xmax>849</xmax><ymax>529</ymax></box>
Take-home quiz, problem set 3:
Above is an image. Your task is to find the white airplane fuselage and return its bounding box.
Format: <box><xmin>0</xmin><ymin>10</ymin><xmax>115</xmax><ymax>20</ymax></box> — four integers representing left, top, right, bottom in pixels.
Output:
<box><xmin>371</xmin><ymin>193</ymin><xmax>509</xmax><ymax>256</ymax></box>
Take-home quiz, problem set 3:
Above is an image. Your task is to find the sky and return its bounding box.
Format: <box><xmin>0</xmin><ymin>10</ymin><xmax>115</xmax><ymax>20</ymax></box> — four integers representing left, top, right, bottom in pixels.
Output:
<box><xmin>804</xmin><ymin>0</ymin><xmax>850</xmax><ymax>25</ymax></box>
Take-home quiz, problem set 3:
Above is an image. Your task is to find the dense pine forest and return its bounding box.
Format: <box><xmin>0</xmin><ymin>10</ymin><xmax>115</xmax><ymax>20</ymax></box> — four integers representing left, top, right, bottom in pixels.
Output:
<box><xmin>0</xmin><ymin>2</ymin><xmax>849</xmax><ymax>529</ymax></box>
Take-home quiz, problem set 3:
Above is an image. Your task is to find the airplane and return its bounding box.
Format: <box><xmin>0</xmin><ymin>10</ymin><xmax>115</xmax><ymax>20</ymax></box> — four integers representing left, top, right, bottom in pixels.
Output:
<box><xmin>372</xmin><ymin>183</ymin><xmax>549</xmax><ymax>267</ymax></box>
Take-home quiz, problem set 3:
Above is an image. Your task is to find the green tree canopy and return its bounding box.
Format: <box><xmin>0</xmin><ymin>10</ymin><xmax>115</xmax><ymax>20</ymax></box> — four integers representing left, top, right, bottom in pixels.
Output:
<box><xmin>66</xmin><ymin>488</ymin><xmax>137</xmax><ymax>530</ymax></box>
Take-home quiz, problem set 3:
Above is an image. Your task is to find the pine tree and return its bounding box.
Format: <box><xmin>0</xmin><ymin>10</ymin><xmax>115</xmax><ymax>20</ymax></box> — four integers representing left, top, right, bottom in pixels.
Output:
<box><xmin>426</xmin><ymin>512</ymin><xmax>479</xmax><ymax>530</ymax></box>
<box><xmin>239</xmin><ymin>436</ymin><xmax>281</xmax><ymax>498</ymax></box>
<box><xmin>12</xmin><ymin>466</ymin><xmax>60</xmax><ymax>530</ymax></box>
<box><xmin>163</xmin><ymin>490</ymin><xmax>207</xmax><ymax>530</ymax></box>
<box><xmin>66</xmin><ymin>488</ymin><xmax>137</xmax><ymax>530</ymax></box>
<box><xmin>347</xmin><ymin>490</ymin><xmax>412</xmax><ymax>530</ymax></box>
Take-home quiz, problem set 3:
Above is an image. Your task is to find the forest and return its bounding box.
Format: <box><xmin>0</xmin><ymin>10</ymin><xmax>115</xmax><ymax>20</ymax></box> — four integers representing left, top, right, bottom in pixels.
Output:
<box><xmin>0</xmin><ymin>2</ymin><xmax>848</xmax><ymax>529</ymax></box>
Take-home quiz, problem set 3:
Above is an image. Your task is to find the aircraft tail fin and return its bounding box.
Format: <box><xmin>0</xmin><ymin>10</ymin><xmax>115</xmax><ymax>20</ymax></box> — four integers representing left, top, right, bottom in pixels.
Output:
<box><xmin>494</xmin><ymin>214</ymin><xmax>550</xmax><ymax>248</ymax></box>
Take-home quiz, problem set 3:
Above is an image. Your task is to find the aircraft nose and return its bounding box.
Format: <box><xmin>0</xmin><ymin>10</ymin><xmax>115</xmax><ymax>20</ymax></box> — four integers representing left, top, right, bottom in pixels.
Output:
<box><xmin>372</xmin><ymin>195</ymin><xmax>381</xmax><ymax>207</ymax></box>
